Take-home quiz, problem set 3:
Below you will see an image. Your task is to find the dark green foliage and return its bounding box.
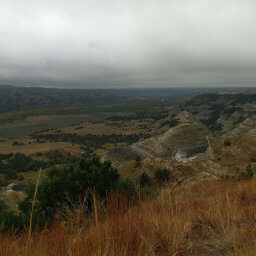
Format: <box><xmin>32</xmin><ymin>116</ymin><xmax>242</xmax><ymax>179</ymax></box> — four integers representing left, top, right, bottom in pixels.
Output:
<box><xmin>0</xmin><ymin>153</ymin><xmax>45</xmax><ymax>178</ymax></box>
<box><xmin>45</xmin><ymin>150</ymin><xmax>77</xmax><ymax>165</ymax></box>
<box><xmin>160</xmin><ymin>119</ymin><xmax>179</xmax><ymax>128</ymax></box>
<box><xmin>8</xmin><ymin>153</ymin><xmax>33</xmax><ymax>172</ymax></box>
<box><xmin>0</xmin><ymin>180</ymin><xmax>5</xmax><ymax>188</ymax></box>
<box><xmin>201</xmin><ymin>104</ymin><xmax>224</xmax><ymax>131</ymax></box>
<box><xmin>239</xmin><ymin>164</ymin><xmax>255</xmax><ymax>180</ymax></box>
<box><xmin>0</xmin><ymin>151</ymin><xmax>79</xmax><ymax>184</ymax></box>
<box><xmin>246</xmin><ymin>164</ymin><xmax>254</xmax><ymax>178</ymax></box>
<box><xmin>4</xmin><ymin>170</ymin><xmax>17</xmax><ymax>180</ymax></box>
<box><xmin>0</xmin><ymin>200</ymin><xmax>29</xmax><ymax>231</ymax></box>
<box><xmin>230</xmin><ymin>94</ymin><xmax>256</xmax><ymax>106</ymax></box>
<box><xmin>18</xmin><ymin>175</ymin><xmax>24</xmax><ymax>181</ymax></box>
<box><xmin>106</xmin><ymin>110</ymin><xmax>169</xmax><ymax>122</ymax></box>
<box><xmin>0</xmin><ymin>153</ymin><xmax>13</xmax><ymax>161</ymax></box>
<box><xmin>32</xmin><ymin>132</ymin><xmax>147</xmax><ymax>147</ymax></box>
<box><xmin>139</xmin><ymin>172</ymin><xmax>151</xmax><ymax>186</ymax></box>
<box><xmin>19</xmin><ymin>157</ymin><xmax>120</xmax><ymax>224</ymax></box>
<box><xmin>250</xmin><ymin>157</ymin><xmax>256</xmax><ymax>162</ymax></box>
<box><xmin>224</xmin><ymin>140</ymin><xmax>231</xmax><ymax>146</ymax></box>
<box><xmin>117</xmin><ymin>178</ymin><xmax>136</xmax><ymax>200</ymax></box>
<box><xmin>12</xmin><ymin>141</ymin><xmax>24</xmax><ymax>146</ymax></box>
<box><xmin>135</xmin><ymin>156</ymin><xmax>141</xmax><ymax>168</ymax></box>
<box><xmin>223</xmin><ymin>107</ymin><xmax>242</xmax><ymax>115</ymax></box>
<box><xmin>154</xmin><ymin>169</ymin><xmax>170</xmax><ymax>182</ymax></box>
<box><xmin>234</xmin><ymin>116</ymin><xmax>246</xmax><ymax>125</ymax></box>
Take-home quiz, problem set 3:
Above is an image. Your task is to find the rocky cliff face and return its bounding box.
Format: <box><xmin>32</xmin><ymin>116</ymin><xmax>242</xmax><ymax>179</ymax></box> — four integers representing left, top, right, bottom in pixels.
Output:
<box><xmin>104</xmin><ymin>112</ymin><xmax>209</xmax><ymax>167</ymax></box>
<box><xmin>226</xmin><ymin>114</ymin><xmax>256</xmax><ymax>135</ymax></box>
<box><xmin>178</xmin><ymin>93</ymin><xmax>256</xmax><ymax>133</ymax></box>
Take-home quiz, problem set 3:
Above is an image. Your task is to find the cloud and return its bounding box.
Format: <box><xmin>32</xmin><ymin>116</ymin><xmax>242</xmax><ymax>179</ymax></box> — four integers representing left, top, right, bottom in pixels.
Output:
<box><xmin>0</xmin><ymin>0</ymin><xmax>256</xmax><ymax>88</ymax></box>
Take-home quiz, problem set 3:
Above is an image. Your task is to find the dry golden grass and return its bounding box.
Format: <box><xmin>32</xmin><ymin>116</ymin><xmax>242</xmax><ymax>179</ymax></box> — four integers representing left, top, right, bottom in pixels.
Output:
<box><xmin>0</xmin><ymin>141</ymin><xmax>82</xmax><ymax>156</ymax></box>
<box><xmin>118</xmin><ymin>157</ymin><xmax>197</xmax><ymax>181</ymax></box>
<box><xmin>192</xmin><ymin>131</ymin><xmax>256</xmax><ymax>178</ymax></box>
<box><xmin>1</xmin><ymin>178</ymin><xmax>256</xmax><ymax>255</ymax></box>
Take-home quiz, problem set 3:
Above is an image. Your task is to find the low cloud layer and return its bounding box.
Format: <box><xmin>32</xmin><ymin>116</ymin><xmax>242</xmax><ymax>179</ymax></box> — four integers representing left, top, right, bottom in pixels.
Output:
<box><xmin>0</xmin><ymin>0</ymin><xmax>256</xmax><ymax>88</ymax></box>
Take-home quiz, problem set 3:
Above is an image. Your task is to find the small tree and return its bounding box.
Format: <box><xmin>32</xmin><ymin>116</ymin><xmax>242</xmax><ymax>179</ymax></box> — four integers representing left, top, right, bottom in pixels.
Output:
<box><xmin>224</xmin><ymin>140</ymin><xmax>231</xmax><ymax>146</ymax></box>
<box><xmin>139</xmin><ymin>172</ymin><xmax>151</xmax><ymax>186</ymax></box>
<box><xmin>239</xmin><ymin>164</ymin><xmax>255</xmax><ymax>180</ymax></box>
<box><xmin>250</xmin><ymin>157</ymin><xmax>256</xmax><ymax>163</ymax></box>
<box><xmin>246</xmin><ymin>164</ymin><xmax>254</xmax><ymax>178</ymax></box>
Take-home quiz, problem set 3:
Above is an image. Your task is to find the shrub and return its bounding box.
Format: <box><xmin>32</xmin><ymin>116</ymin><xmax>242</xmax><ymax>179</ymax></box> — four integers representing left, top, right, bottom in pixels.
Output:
<box><xmin>117</xmin><ymin>178</ymin><xmax>136</xmax><ymax>200</ymax></box>
<box><xmin>0</xmin><ymin>200</ymin><xmax>28</xmax><ymax>231</ymax></box>
<box><xmin>135</xmin><ymin>156</ymin><xmax>141</xmax><ymax>168</ymax></box>
<box><xmin>19</xmin><ymin>157</ymin><xmax>121</xmax><ymax>226</ymax></box>
<box><xmin>139</xmin><ymin>172</ymin><xmax>151</xmax><ymax>186</ymax></box>
<box><xmin>224</xmin><ymin>140</ymin><xmax>231</xmax><ymax>146</ymax></box>
<box><xmin>239</xmin><ymin>164</ymin><xmax>255</xmax><ymax>180</ymax></box>
<box><xmin>12</xmin><ymin>141</ymin><xmax>23</xmax><ymax>146</ymax></box>
<box><xmin>251</xmin><ymin>157</ymin><xmax>256</xmax><ymax>162</ymax></box>
<box><xmin>154</xmin><ymin>169</ymin><xmax>170</xmax><ymax>182</ymax></box>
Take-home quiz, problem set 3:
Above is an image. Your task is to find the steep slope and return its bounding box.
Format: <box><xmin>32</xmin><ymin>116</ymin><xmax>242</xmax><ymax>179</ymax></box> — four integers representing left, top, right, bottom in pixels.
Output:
<box><xmin>179</xmin><ymin>92</ymin><xmax>256</xmax><ymax>133</ymax></box>
<box><xmin>104</xmin><ymin>111</ymin><xmax>209</xmax><ymax>167</ymax></box>
<box><xmin>117</xmin><ymin>156</ymin><xmax>216</xmax><ymax>186</ymax></box>
<box><xmin>191</xmin><ymin>130</ymin><xmax>256</xmax><ymax>178</ymax></box>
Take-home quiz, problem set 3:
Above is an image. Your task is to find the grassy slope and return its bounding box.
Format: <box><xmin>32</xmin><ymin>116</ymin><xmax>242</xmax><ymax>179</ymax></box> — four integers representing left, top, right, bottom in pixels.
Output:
<box><xmin>1</xmin><ymin>178</ymin><xmax>256</xmax><ymax>255</ymax></box>
<box><xmin>0</xmin><ymin>99</ymin><xmax>174</xmax><ymax>123</ymax></box>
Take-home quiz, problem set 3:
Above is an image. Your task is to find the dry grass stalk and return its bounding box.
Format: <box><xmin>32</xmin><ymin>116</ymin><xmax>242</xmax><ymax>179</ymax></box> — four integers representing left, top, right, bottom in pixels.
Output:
<box><xmin>25</xmin><ymin>167</ymin><xmax>42</xmax><ymax>256</ymax></box>
<box><xmin>2</xmin><ymin>178</ymin><xmax>256</xmax><ymax>255</ymax></box>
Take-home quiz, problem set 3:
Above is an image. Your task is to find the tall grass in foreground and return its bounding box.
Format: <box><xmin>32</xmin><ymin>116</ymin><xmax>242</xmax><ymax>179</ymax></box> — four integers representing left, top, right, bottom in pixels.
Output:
<box><xmin>25</xmin><ymin>168</ymin><xmax>42</xmax><ymax>256</ymax></box>
<box><xmin>1</xmin><ymin>178</ymin><xmax>256</xmax><ymax>255</ymax></box>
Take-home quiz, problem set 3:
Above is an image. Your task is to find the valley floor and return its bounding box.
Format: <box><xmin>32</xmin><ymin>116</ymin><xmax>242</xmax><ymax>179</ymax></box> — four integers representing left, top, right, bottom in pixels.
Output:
<box><xmin>1</xmin><ymin>178</ymin><xmax>256</xmax><ymax>256</ymax></box>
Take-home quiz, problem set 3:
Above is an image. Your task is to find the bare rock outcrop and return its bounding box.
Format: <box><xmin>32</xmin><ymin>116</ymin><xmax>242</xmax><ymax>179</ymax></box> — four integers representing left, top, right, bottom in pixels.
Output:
<box><xmin>104</xmin><ymin>113</ymin><xmax>209</xmax><ymax>167</ymax></box>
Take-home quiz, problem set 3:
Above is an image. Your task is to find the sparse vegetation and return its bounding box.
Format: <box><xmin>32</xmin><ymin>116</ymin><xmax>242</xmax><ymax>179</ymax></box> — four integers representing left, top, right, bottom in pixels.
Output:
<box><xmin>160</xmin><ymin>118</ymin><xmax>179</xmax><ymax>128</ymax></box>
<box><xmin>251</xmin><ymin>157</ymin><xmax>256</xmax><ymax>162</ymax></box>
<box><xmin>239</xmin><ymin>164</ymin><xmax>255</xmax><ymax>180</ymax></box>
<box><xmin>2</xmin><ymin>179</ymin><xmax>256</xmax><ymax>255</ymax></box>
<box><xmin>135</xmin><ymin>156</ymin><xmax>141</xmax><ymax>168</ymax></box>
<box><xmin>224</xmin><ymin>139</ymin><xmax>231</xmax><ymax>146</ymax></box>
<box><xmin>1</xmin><ymin>90</ymin><xmax>256</xmax><ymax>255</ymax></box>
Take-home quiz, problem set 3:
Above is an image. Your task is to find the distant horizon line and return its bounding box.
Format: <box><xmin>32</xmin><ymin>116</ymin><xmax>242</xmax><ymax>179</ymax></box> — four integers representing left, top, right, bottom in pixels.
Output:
<box><xmin>0</xmin><ymin>82</ymin><xmax>256</xmax><ymax>90</ymax></box>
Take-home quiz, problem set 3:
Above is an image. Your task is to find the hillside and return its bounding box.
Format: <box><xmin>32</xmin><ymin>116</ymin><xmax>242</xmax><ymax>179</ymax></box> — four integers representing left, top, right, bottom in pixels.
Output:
<box><xmin>2</xmin><ymin>178</ymin><xmax>256</xmax><ymax>255</ymax></box>
<box><xmin>0</xmin><ymin>85</ymin><xmax>207</xmax><ymax>113</ymax></box>
<box><xmin>0</xmin><ymin>85</ymin><xmax>127</xmax><ymax>112</ymax></box>
<box><xmin>179</xmin><ymin>93</ymin><xmax>256</xmax><ymax>133</ymax></box>
<box><xmin>104</xmin><ymin>111</ymin><xmax>209</xmax><ymax>166</ymax></box>
<box><xmin>1</xmin><ymin>90</ymin><xmax>256</xmax><ymax>256</ymax></box>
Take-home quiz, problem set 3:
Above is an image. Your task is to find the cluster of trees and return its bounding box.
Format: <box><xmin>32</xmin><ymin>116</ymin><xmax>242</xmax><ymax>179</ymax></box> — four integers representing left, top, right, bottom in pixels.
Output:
<box><xmin>0</xmin><ymin>151</ymin><xmax>78</xmax><ymax>184</ymax></box>
<box><xmin>44</xmin><ymin>150</ymin><xmax>78</xmax><ymax>165</ymax></box>
<box><xmin>32</xmin><ymin>132</ymin><xmax>147</xmax><ymax>148</ymax></box>
<box><xmin>0</xmin><ymin>153</ymin><xmax>44</xmax><ymax>180</ymax></box>
<box><xmin>239</xmin><ymin>164</ymin><xmax>255</xmax><ymax>180</ymax></box>
<box><xmin>160</xmin><ymin>119</ymin><xmax>179</xmax><ymax>128</ymax></box>
<box><xmin>139</xmin><ymin>169</ymin><xmax>171</xmax><ymax>186</ymax></box>
<box><xmin>106</xmin><ymin>110</ymin><xmax>169</xmax><ymax>122</ymax></box>
<box><xmin>0</xmin><ymin>155</ymin><xmax>174</xmax><ymax>231</ymax></box>
<box><xmin>0</xmin><ymin>157</ymin><xmax>137</xmax><ymax>231</ymax></box>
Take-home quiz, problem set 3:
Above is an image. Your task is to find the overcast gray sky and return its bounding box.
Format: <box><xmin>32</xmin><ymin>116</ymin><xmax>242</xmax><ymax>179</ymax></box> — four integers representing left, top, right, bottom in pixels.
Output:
<box><xmin>0</xmin><ymin>0</ymin><xmax>256</xmax><ymax>88</ymax></box>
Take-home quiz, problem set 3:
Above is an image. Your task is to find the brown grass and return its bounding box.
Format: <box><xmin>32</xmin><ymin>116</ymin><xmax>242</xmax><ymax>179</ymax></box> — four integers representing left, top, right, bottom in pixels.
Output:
<box><xmin>1</xmin><ymin>178</ymin><xmax>256</xmax><ymax>255</ymax></box>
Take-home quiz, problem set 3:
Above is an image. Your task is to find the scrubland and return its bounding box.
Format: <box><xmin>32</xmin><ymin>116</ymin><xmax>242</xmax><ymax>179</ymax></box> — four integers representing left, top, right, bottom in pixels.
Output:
<box><xmin>1</xmin><ymin>178</ymin><xmax>256</xmax><ymax>256</ymax></box>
